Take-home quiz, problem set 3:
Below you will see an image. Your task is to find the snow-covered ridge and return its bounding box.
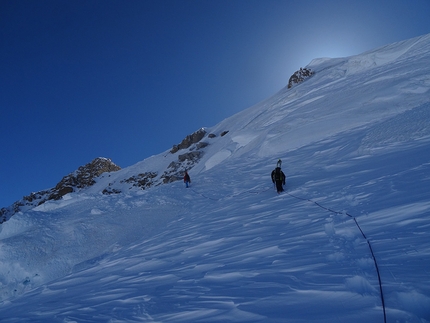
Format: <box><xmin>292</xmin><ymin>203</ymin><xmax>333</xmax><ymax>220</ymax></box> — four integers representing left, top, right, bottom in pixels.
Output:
<box><xmin>3</xmin><ymin>34</ymin><xmax>429</xmax><ymax>223</ymax></box>
<box><xmin>0</xmin><ymin>33</ymin><xmax>430</xmax><ymax>322</ymax></box>
<box><xmin>308</xmin><ymin>33</ymin><xmax>430</xmax><ymax>74</ymax></box>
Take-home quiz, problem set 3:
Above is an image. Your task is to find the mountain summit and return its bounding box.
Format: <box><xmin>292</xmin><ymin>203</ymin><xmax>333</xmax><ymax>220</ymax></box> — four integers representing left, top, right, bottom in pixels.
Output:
<box><xmin>0</xmin><ymin>34</ymin><xmax>429</xmax><ymax>322</ymax></box>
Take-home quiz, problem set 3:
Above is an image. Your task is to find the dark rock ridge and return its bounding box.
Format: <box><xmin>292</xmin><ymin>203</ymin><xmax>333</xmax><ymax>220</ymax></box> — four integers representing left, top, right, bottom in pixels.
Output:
<box><xmin>160</xmin><ymin>128</ymin><xmax>209</xmax><ymax>183</ymax></box>
<box><xmin>115</xmin><ymin>128</ymin><xmax>229</xmax><ymax>189</ymax></box>
<box><xmin>0</xmin><ymin>157</ymin><xmax>121</xmax><ymax>223</ymax></box>
<box><xmin>288</xmin><ymin>67</ymin><xmax>314</xmax><ymax>88</ymax></box>
<box><xmin>160</xmin><ymin>129</ymin><xmax>229</xmax><ymax>183</ymax></box>
<box><xmin>110</xmin><ymin>171</ymin><xmax>158</xmax><ymax>193</ymax></box>
<box><xmin>159</xmin><ymin>129</ymin><xmax>210</xmax><ymax>184</ymax></box>
<box><xmin>162</xmin><ymin>151</ymin><xmax>202</xmax><ymax>184</ymax></box>
<box><xmin>56</xmin><ymin>157</ymin><xmax>121</xmax><ymax>192</ymax></box>
<box><xmin>1</xmin><ymin>129</ymin><xmax>231</xmax><ymax>223</ymax></box>
<box><xmin>170</xmin><ymin>128</ymin><xmax>207</xmax><ymax>153</ymax></box>
<box><xmin>101</xmin><ymin>128</ymin><xmax>214</xmax><ymax>191</ymax></box>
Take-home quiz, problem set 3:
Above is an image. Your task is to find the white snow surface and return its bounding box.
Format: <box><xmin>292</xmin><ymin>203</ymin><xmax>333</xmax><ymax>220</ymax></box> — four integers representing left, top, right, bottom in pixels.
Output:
<box><xmin>1</xmin><ymin>34</ymin><xmax>430</xmax><ymax>322</ymax></box>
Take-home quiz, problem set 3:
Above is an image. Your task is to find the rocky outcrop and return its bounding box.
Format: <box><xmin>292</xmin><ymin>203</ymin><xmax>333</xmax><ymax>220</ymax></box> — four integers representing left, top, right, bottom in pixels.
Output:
<box><xmin>55</xmin><ymin>157</ymin><xmax>121</xmax><ymax>194</ymax></box>
<box><xmin>178</xmin><ymin>151</ymin><xmax>202</xmax><ymax>162</ymax></box>
<box><xmin>0</xmin><ymin>127</ymin><xmax>230</xmax><ymax>224</ymax></box>
<box><xmin>170</xmin><ymin>128</ymin><xmax>207</xmax><ymax>153</ymax></box>
<box><xmin>161</xmin><ymin>149</ymin><xmax>204</xmax><ymax>184</ymax></box>
<box><xmin>0</xmin><ymin>157</ymin><xmax>121</xmax><ymax>223</ymax></box>
<box><xmin>118</xmin><ymin>172</ymin><xmax>158</xmax><ymax>191</ymax></box>
<box><xmin>196</xmin><ymin>142</ymin><xmax>209</xmax><ymax>149</ymax></box>
<box><xmin>208</xmin><ymin>131</ymin><xmax>229</xmax><ymax>138</ymax></box>
<box><xmin>288</xmin><ymin>67</ymin><xmax>314</xmax><ymax>88</ymax></box>
<box><xmin>157</xmin><ymin>128</ymin><xmax>219</xmax><ymax>184</ymax></box>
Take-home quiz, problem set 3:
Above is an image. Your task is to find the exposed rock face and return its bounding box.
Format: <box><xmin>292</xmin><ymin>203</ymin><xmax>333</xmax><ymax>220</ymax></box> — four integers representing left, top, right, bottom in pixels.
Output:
<box><xmin>0</xmin><ymin>157</ymin><xmax>121</xmax><ymax>223</ymax></box>
<box><xmin>170</xmin><ymin>128</ymin><xmax>206</xmax><ymax>153</ymax></box>
<box><xmin>178</xmin><ymin>151</ymin><xmax>202</xmax><ymax>162</ymax></box>
<box><xmin>56</xmin><ymin>157</ymin><xmax>121</xmax><ymax>191</ymax></box>
<box><xmin>157</xmin><ymin>128</ymin><xmax>216</xmax><ymax>184</ymax></box>
<box><xmin>118</xmin><ymin>172</ymin><xmax>158</xmax><ymax>191</ymax></box>
<box><xmin>196</xmin><ymin>142</ymin><xmax>209</xmax><ymax>149</ymax></box>
<box><xmin>288</xmin><ymin>67</ymin><xmax>314</xmax><ymax>88</ymax></box>
<box><xmin>161</xmin><ymin>148</ymin><xmax>204</xmax><ymax>184</ymax></box>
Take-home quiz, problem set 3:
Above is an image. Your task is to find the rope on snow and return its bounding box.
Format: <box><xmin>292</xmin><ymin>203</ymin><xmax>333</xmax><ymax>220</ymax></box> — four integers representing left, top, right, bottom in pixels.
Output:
<box><xmin>286</xmin><ymin>192</ymin><xmax>387</xmax><ymax>323</ymax></box>
<box><xmin>187</xmin><ymin>186</ymin><xmax>387</xmax><ymax>323</ymax></box>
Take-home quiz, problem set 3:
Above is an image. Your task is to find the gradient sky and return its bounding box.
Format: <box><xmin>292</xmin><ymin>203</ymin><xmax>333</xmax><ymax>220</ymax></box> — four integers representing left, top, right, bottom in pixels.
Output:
<box><xmin>1</xmin><ymin>0</ymin><xmax>429</xmax><ymax>208</ymax></box>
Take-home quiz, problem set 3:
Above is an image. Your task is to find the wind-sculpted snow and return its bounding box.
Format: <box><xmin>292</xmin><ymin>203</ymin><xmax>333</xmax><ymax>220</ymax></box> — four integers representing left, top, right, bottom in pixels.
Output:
<box><xmin>1</xmin><ymin>34</ymin><xmax>430</xmax><ymax>322</ymax></box>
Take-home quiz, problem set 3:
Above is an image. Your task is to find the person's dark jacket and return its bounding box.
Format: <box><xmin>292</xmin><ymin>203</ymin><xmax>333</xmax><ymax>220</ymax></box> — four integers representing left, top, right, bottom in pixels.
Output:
<box><xmin>271</xmin><ymin>167</ymin><xmax>285</xmax><ymax>185</ymax></box>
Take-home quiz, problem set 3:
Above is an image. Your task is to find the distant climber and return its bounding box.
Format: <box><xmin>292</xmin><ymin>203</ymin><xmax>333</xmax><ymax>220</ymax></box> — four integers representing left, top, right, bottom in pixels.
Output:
<box><xmin>271</xmin><ymin>161</ymin><xmax>286</xmax><ymax>194</ymax></box>
<box><xmin>184</xmin><ymin>171</ymin><xmax>191</xmax><ymax>188</ymax></box>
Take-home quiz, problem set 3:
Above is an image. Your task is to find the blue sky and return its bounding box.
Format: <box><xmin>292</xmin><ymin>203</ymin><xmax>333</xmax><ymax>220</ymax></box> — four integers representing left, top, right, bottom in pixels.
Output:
<box><xmin>1</xmin><ymin>0</ymin><xmax>429</xmax><ymax>208</ymax></box>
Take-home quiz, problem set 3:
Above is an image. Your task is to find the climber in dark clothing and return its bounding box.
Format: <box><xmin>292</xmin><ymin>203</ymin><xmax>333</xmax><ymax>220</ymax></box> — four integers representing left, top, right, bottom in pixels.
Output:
<box><xmin>271</xmin><ymin>166</ymin><xmax>286</xmax><ymax>193</ymax></box>
<box><xmin>183</xmin><ymin>171</ymin><xmax>191</xmax><ymax>188</ymax></box>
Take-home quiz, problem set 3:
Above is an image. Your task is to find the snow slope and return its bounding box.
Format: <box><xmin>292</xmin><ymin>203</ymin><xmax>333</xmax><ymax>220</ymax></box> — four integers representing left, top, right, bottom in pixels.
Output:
<box><xmin>0</xmin><ymin>34</ymin><xmax>430</xmax><ymax>322</ymax></box>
